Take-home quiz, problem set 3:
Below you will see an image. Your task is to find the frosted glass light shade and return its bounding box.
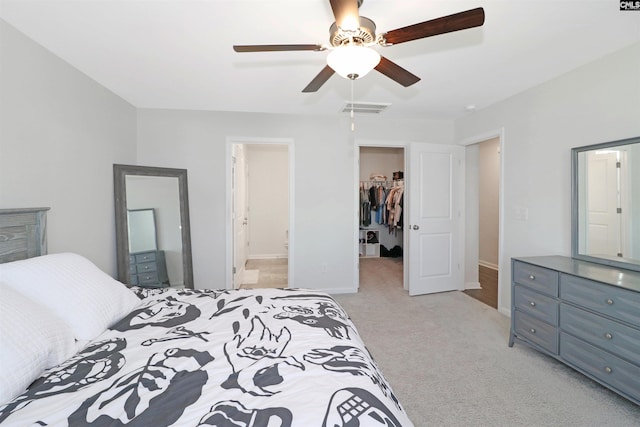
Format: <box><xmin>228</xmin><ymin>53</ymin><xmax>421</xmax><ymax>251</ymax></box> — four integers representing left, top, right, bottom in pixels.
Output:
<box><xmin>327</xmin><ymin>45</ymin><xmax>381</xmax><ymax>80</ymax></box>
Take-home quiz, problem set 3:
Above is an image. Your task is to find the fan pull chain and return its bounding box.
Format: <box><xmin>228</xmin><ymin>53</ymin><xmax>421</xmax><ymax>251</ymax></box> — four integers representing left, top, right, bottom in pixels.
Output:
<box><xmin>350</xmin><ymin>77</ymin><xmax>355</xmax><ymax>132</ymax></box>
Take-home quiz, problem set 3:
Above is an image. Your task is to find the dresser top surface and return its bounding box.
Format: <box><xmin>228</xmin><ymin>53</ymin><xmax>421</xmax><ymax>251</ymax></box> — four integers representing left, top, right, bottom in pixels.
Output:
<box><xmin>513</xmin><ymin>256</ymin><xmax>640</xmax><ymax>292</ymax></box>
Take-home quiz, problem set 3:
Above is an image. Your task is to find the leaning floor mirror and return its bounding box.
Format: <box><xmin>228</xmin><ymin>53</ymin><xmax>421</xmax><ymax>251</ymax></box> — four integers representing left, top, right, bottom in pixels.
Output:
<box><xmin>114</xmin><ymin>164</ymin><xmax>194</xmax><ymax>289</ymax></box>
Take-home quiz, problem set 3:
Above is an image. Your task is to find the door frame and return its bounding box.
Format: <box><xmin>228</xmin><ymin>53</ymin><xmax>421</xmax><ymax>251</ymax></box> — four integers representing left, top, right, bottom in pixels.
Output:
<box><xmin>225</xmin><ymin>136</ymin><xmax>295</xmax><ymax>290</ymax></box>
<box><xmin>353</xmin><ymin>139</ymin><xmax>408</xmax><ymax>291</ymax></box>
<box><xmin>459</xmin><ymin>128</ymin><xmax>506</xmax><ymax>315</ymax></box>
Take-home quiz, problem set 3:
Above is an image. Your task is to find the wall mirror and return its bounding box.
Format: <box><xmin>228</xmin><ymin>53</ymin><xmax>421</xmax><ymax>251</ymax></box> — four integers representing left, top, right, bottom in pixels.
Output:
<box><xmin>114</xmin><ymin>164</ymin><xmax>194</xmax><ymax>288</ymax></box>
<box><xmin>572</xmin><ymin>136</ymin><xmax>640</xmax><ymax>272</ymax></box>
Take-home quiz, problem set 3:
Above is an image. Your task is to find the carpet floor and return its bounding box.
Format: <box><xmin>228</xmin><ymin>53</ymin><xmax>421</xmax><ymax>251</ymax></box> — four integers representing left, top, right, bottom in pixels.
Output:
<box><xmin>334</xmin><ymin>257</ymin><xmax>640</xmax><ymax>427</ymax></box>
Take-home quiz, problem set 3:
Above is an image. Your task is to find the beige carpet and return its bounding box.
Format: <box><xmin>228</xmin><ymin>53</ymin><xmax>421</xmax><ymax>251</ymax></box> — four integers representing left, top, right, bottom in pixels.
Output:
<box><xmin>334</xmin><ymin>257</ymin><xmax>640</xmax><ymax>427</ymax></box>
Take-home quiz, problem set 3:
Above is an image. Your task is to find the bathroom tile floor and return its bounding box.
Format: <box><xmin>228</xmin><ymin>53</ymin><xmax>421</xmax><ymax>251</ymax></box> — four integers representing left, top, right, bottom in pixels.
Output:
<box><xmin>240</xmin><ymin>258</ymin><xmax>288</xmax><ymax>289</ymax></box>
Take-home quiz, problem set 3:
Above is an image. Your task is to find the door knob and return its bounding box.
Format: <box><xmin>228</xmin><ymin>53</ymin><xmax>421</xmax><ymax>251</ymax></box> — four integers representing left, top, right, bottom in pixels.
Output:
<box><xmin>412</xmin><ymin>225</ymin><xmax>420</xmax><ymax>230</ymax></box>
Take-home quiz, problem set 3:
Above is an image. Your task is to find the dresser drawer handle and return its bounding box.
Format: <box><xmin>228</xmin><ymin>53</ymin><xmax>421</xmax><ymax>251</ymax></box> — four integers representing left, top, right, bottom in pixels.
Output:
<box><xmin>530</xmin><ymin>328</ymin><xmax>536</xmax><ymax>334</ymax></box>
<box><xmin>144</xmin><ymin>265</ymin><xmax>150</xmax><ymax>270</ymax></box>
<box><xmin>606</xmin><ymin>298</ymin><xmax>614</xmax><ymax>305</ymax></box>
<box><xmin>529</xmin><ymin>275</ymin><xmax>535</xmax><ymax>280</ymax></box>
<box><xmin>529</xmin><ymin>301</ymin><xmax>536</xmax><ymax>307</ymax></box>
<box><xmin>604</xmin><ymin>367</ymin><xmax>613</xmax><ymax>374</ymax></box>
<box><xmin>604</xmin><ymin>332</ymin><xmax>613</xmax><ymax>340</ymax></box>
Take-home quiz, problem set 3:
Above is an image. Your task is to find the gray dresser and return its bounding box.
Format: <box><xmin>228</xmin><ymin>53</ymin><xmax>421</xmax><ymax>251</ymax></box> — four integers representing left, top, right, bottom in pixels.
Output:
<box><xmin>129</xmin><ymin>250</ymin><xmax>169</xmax><ymax>288</ymax></box>
<box><xmin>509</xmin><ymin>256</ymin><xmax>640</xmax><ymax>405</ymax></box>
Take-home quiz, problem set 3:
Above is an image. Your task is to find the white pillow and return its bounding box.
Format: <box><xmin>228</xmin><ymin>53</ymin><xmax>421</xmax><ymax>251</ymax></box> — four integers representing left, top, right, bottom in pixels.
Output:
<box><xmin>0</xmin><ymin>283</ymin><xmax>77</xmax><ymax>404</ymax></box>
<box><xmin>0</xmin><ymin>253</ymin><xmax>140</xmax><ymax>341</ymax></box>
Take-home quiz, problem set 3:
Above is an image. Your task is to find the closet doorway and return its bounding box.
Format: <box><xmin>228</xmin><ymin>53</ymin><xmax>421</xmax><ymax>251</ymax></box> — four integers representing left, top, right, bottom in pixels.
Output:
<box><xmin>227</xmin><ymin>139</ymin><xmax>294</xmax><ymax>290</ymax></box>
<box><xmin>357</xmin><ymin>145</ymin><xmax>407</xmax><ymax>292</ymax></box>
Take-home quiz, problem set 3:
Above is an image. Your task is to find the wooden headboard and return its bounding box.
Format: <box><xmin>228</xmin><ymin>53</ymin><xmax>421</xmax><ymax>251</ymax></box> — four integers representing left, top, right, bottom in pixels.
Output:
<box><xmin>0</xmin><ymin>208</ymin><xmax>50</xmax><ymax>263</ymax></box>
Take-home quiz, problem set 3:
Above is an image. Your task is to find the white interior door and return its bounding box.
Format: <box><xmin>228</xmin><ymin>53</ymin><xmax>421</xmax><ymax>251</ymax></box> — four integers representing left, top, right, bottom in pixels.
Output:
<box><xmin>586</xmin><ymin>150</ymin><xmax>621</xmax><ymax>256</ymax></box>
<box><xmin>408</xmin><ymin>143</ymin><xmax>463</xmax><ymax>296</ymax></box>
<box><xmin>232</xmin><ymin>145</ymin><xmax>249</xmax><ymax>288</ymax></box>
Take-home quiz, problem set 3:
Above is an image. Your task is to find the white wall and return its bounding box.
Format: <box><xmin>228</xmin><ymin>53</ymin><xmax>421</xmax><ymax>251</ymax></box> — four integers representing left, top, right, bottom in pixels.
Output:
<box><xmin>456</xmin><ymin>42</ymin><xmax>640</xmax><ymax>315</ymax></box>
<box><xmin>0</xmin><ymin>21</ymin><xmax>137</xmax><ymax>274</ymax></box>
<box><xmin>359</xmin><ymin>147</ymin><xmax>404</xmax><ymax>181</ymax></box>
<box><xmin>136</xmin><ymin>110</ymin><xmax>454</xmax><ymax>291</ymax></box>
<box><xmin>246</xmin><ymin>144</ymin><xmax>288</xmax><ymax>258</ymax></box>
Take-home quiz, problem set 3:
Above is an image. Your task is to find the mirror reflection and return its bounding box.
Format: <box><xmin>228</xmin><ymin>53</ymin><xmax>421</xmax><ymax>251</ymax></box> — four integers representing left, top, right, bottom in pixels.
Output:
<box><xmin>573</xmin><ymin>137</ymin><xmax>640</xmax><ymax>271</ymax></box>
<box><xmin>127</xmin><ymin>209</ymin><xmax>158</xmax><ymax>253</ymax></box>
<box><xmin>114</xmin><ymin>165</ymin><xmax>193</xmax><ymax>289</ymax></box>
<box><xmin>126</xmin><ymin>175</ymin><xmax>183</xmax><ymax>286</ymax></box>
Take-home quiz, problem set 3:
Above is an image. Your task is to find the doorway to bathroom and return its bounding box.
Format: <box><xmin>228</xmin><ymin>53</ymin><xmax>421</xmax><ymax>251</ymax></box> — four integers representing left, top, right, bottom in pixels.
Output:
<box><xmin>228</xmin><ymin>139</ymin><xmax>293</xmax><ymax>290</ymax></box>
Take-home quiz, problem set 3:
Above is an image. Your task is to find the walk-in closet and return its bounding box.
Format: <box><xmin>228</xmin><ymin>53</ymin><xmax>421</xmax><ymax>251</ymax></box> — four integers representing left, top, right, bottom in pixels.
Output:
<box><xmin>358</xmin><ymin>146</ymin><xmax>405</xmax><ymax>289</ymax></box>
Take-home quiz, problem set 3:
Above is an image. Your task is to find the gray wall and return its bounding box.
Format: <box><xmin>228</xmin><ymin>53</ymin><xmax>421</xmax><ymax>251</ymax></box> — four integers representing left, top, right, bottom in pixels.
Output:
<box><xmin>3</xmin><ymin>17</ymin><xmax>638</xmax><ymax>306</ymax></box>
<box><xmin>0</xmin><ymin>21</ymin><xmax>137</xmax><ymax>274</ymax></box>
<box><xmin>456</xmin><ymin>42</ymin><xmax>640</xmax><ymax>315</ymax></box>
<box><xmin>135</xmin><ymin>110</ymin><xmax>453</xmax><ymax>291</ymax></box>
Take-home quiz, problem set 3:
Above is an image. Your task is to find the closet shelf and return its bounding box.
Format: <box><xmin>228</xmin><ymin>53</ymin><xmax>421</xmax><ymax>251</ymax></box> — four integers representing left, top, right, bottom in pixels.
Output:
<box><xmin>359</xmin><ymin>229</ymin><xmax>380</xmax><ymax>258</ymax></box>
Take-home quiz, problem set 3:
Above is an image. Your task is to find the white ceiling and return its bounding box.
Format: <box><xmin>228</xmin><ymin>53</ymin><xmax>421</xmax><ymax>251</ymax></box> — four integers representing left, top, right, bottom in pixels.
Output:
<box><xmin>1</xmin><ymin>0</ymin><xmax>639</xmax><ymax>119</ymax></box>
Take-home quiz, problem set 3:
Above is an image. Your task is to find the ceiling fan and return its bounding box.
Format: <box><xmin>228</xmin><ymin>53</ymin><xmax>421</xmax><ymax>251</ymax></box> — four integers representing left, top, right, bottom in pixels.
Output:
<box><xmin>233</xmin><ymin>0</ymin><xmax>485</xmax><ymax>93</ymax></box>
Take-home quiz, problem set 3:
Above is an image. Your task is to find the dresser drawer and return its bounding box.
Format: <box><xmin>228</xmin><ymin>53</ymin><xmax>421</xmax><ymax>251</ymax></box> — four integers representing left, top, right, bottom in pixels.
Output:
<box><xmin>136</xmin><ymin>261</ymin><xmax>157</xmax><ymax>274</ymax></box>
<box><xmin>560</xmin><ymin>303</ymin><xmax>640</xmax><ymax>366</ymax></box>
<box><xmin>560</xmin><ymin>332</ymin><xmax>640</xmax><ymax>403</ymax></box>
<box><xmin>560</xmin><ymin>274</ymin><xmax>640</xmax><ymax>327</ymax></box>
<box><xmin>514</xmin><ymin>310</ymin><xmax>558</xmax><ymax>354</ymax></box>
<box><xmin>514</xmin><ymin>285</ymin><xmax>558</xmax><ymax>325</ymax></box>
<box><xmin>135</xmin><ymin>252</ymin><xmax>157</xmax><ymax>263</ymax></box>
<box><xmin>136</xmin><ymin>271</ymin><xmax>159</xmax><ymax>285</ymax></box>
<box><xmin>513</xmin><ymin>261</ymin><xmax>558</xmax><ymax>297</ymax></box>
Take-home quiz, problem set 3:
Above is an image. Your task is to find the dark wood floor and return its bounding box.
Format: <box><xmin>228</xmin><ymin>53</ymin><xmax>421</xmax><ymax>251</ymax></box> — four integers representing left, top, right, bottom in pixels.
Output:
<box><xmin>463</xmin><ymin>264</ymin><xmax>498</xmax><ymax>309</ymax></box>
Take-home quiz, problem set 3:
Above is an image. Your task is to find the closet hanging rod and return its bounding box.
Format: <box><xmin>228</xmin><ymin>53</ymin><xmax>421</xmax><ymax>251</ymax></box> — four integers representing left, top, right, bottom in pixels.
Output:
<box><xmin>360</xmin><ymin>179</ymin><xmax>404</xmax><ymax>185</ymax></box>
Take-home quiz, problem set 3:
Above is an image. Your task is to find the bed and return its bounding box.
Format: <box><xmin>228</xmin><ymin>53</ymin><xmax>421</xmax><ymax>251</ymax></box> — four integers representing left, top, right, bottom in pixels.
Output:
<box><xmin>0</xmin><ymin>209</ymin><xmax>413</xmax><ymax>426</ymax></box>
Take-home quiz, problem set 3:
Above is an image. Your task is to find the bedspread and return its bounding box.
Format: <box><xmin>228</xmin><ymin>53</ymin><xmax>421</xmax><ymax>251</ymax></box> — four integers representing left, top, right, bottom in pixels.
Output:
<box><xmin>0</xmin><ymin>287</ymin><xmax>413</xmax><ymax>426</ymax></box>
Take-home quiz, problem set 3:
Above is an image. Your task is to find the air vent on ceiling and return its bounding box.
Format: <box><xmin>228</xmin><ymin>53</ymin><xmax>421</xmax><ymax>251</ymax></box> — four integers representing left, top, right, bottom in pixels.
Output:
<box><xmin>341</xmin><ymin>102</ymin><xmax>391</xmax><ymax>114</ymax></box>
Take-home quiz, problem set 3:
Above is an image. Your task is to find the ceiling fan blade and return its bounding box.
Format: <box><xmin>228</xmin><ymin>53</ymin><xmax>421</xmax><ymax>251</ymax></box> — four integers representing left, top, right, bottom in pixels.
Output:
<box><xmin>375</xmin><ymin>56</ymin><xmax>420</xmax><ymax>87</ymax></box>
<box><xmin>329</xmin><ymin>0</ymin><xmax>360</xmax><ymax>31</ymax></box>
<box><xmin>382</xmin><ymin>7</ymin><xmax>485</xmax><ymax>45</ymax></box>
<box><xmin>233</xmin><ymin>44</ymin><xmax>325</xmax><ymax>52</ymax></box>
<box><xmin>302</xmin><ymin>65</ymin><xmax>336</xmax><ymax>92</ymax></box>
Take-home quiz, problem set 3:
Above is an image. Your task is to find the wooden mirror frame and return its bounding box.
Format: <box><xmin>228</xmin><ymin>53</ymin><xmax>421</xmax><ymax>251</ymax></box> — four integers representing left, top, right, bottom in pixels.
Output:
<box><xmin>114</xmin><ymin>164</ymin><xmax>194</xmax><ymax>288</ymax></box>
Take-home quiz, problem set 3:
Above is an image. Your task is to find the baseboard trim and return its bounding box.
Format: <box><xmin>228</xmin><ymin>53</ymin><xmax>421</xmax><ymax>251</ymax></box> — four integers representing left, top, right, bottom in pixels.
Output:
<box><xmin>479</xmin><ymin>260</ymin><xmax>499</xmax><ymax>271</ymax></box>
<box><xmin>285</xmin><ymin>286</ymin><xmax>357</xmax><ymax>294</ymax></box>
<box><xmin>248</xmin><ymin>254</ymin><xmax>288</xmax><ymax>260</ymax></box>
<box><xmin>324</xmin><ymin>287</ymin><xmax>359</xmax><ymax>294</ymax></box>
<box><xmin>465</xmin><ymin>281</ymin><xmax>482</xmax><ymax>290</ymax></box>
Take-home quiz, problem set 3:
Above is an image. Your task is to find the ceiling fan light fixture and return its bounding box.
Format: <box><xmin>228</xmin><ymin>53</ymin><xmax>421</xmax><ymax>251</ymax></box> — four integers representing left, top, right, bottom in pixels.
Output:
<box><xmin>327</xmin><ymin>45</ymin><xmax>381</xmax><ymax>80</ymax></box>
